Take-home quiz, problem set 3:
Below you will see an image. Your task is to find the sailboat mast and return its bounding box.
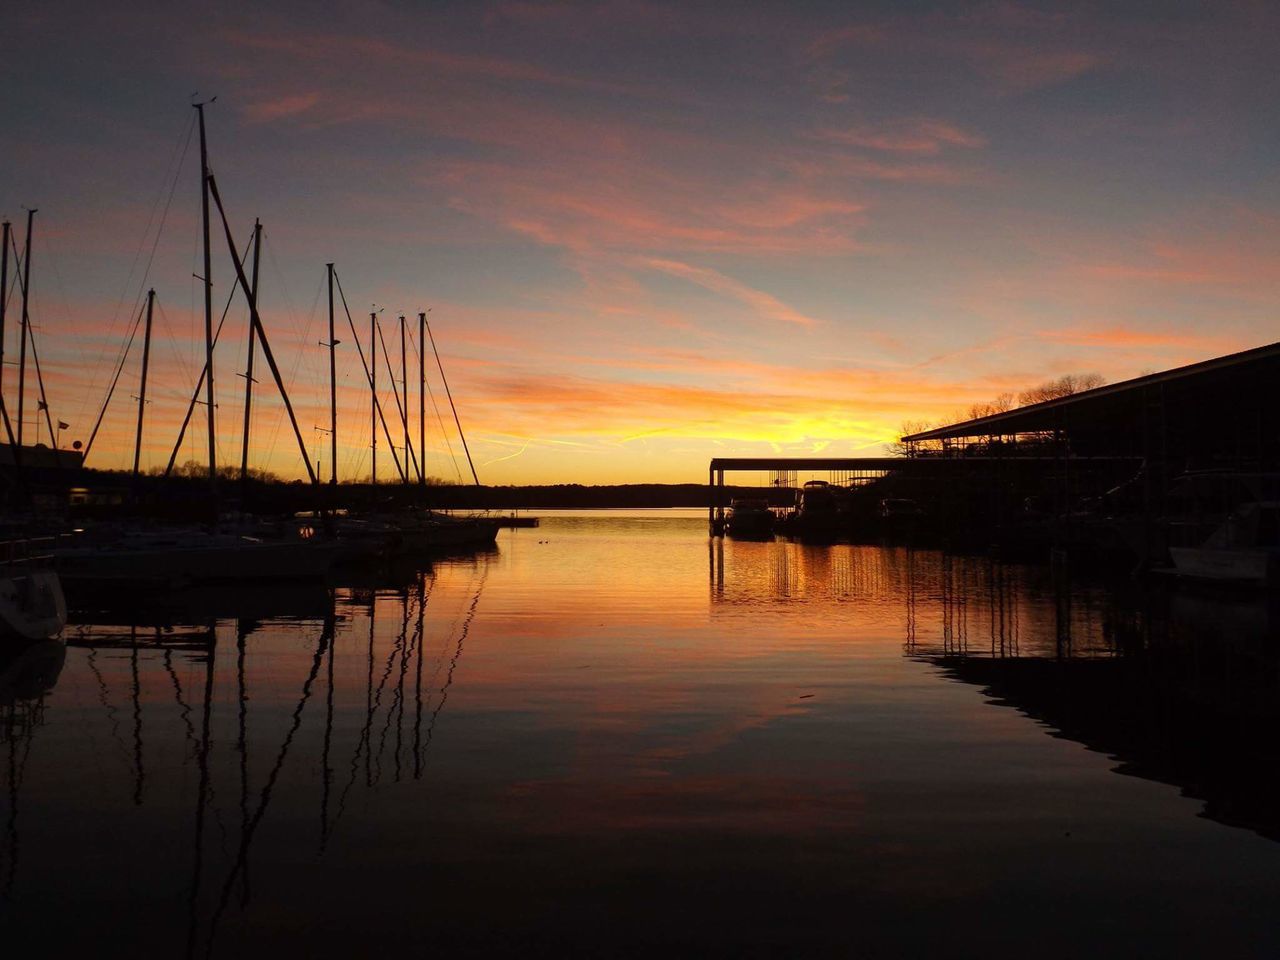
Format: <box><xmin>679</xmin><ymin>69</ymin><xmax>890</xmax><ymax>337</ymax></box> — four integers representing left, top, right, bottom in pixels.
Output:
<box><xmin>16</xmin><ymin>208</ymin><xmax>35</xmax><ymax>447</ymax></box>
<box><xmin>418</xmin><ymin>312</ymin><xmax>426</xmax><ymax>488</ymax></box>
<box><xmin>370</xmin><ymin>311</ymin><xmax>377</xmax><ymax>486</ymax></box>
<box><xmin>196</xmin><ymin>101</ymin><xmax>217</xmax><ymax>492</ymax></box>
<box><xmin>132</xmin><ymin>288</ymin><xmax>155</xmax><ymax>482</ymax></box>
<box><xmin>327</xmin><ymin>263</ymin><xmax>337</xmax><ymax>484</ymax></box>
<box><xmin>0</xmin><ymin>221</ymin><xmax>9</xmax><ymax>402</ymax></box>
<box><xmin>207</xmin><ymin>175</ymin><xmax>319</xmax><ymax>486</ymax></box>
<box><xmin>400</xmin><ymin>315</ymin><xmax>409</xmax><ymax>485</ymax></box>
<box><xmin>239</xmin><ymin>219</ymin><xmax>262</xmax><ymax>493</ymax></box>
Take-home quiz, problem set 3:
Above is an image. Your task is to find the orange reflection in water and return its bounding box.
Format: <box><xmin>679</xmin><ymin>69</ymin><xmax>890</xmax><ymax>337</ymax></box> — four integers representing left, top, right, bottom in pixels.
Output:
<box><xmin>8</xmin><ymin>513</ymin><xmax>1280</xmax><ymax>956</ymax></box>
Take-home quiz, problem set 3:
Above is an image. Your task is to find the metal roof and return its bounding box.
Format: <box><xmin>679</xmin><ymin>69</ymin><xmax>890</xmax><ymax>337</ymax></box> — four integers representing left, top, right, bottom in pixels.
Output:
<box><xmin>708</xmin><ymin>456</ymin><xmax>1137</xmax><ymax>473</ymax></box>
<box><xmin>901</xmin><ymin>339</ymin><xmax>1280</xmax><ymax>443</ymax></box>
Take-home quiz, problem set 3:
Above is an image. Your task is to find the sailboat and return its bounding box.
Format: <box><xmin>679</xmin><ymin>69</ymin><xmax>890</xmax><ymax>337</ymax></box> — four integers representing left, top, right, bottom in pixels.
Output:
<box><xmin>411</xmin><ymin>311</ymin><xmax>501</xmax><ymax>552</ymax></box>
<box><xmin>323</xmin><ymin>278</ymin><xmax>498</xmax><ymax>557</ymax></box>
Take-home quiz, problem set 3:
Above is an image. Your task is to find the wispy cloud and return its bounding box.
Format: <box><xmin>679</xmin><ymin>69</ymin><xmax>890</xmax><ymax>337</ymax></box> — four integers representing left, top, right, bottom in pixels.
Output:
<box><xmin>639</xmin><ymin>258</ymin><xmax>818</xmax><ymax>328</ymax></box>
<box><xmin>814</xmin><ymin>119</ymin><xmax>985</xmax><ymax>155</ymax></box>
<box><xmin>806</xmin><ymin>8</ymin><xmax>1103</xmax><ymax>96</ymax></box>
<box><xmin>1041</xmin><ymin>326</ymin><xmax>1237</xmax><ymax>352</ymax></box>
<box><xmin>243</xmin><ymin>92</ymin><xmax>319</xmax><ymax>123</ymax></box>
<box><xmin>439</xmin><ymin>156</ymin><xmax>868</xmax><ymax>257</ymax></box>
<box><xmin>224</xmin><ymin>30</ymin><xmax>636</xmax><ymax>95</ymax></box>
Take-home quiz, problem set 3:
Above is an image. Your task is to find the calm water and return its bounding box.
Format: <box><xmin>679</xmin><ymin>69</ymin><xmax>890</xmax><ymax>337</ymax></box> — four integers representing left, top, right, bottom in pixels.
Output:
<box><xmin>4</xmin><ymin>510</ymin><xmax>1280</xmax><ymax>957</ymax></box>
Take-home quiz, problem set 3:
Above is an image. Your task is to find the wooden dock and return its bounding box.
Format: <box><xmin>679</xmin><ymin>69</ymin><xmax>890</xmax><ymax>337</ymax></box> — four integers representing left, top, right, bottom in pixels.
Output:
<box><xmin>495</xmin><ymin>514</ymin><xmax>540</xmax><ymax>528</ymax></box>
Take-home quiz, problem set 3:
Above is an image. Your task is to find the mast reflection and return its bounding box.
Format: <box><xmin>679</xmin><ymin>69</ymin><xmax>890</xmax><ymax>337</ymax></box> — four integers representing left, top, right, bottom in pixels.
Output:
<box><xmin>130</xmin><ymin>629</ymin><xmax>144</xmax><ymax>806</ymax></box>
<box><xmin>8</xmin><ymin>554</ymin><xmax>492</xmax><ymax>948</ymax></box>
<box><xmin>1</xmin><ymin>635</ymin><xmax>65</xmax><ymax>905</ymax></box>
<box><xmin>202</xmin><ymin>610</ymin><xmax>334</xmax><ymax>959</ymax></box>
<box><xmin>419</xmin><ymin>568</ymin><xmax>486</xmax><ymax>774</ymax></box>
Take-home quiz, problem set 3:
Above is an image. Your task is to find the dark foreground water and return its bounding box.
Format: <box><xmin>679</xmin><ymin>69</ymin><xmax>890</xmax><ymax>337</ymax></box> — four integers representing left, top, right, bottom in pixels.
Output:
<box><xmin>4</xmin><ymin>511</ymin><xmax>1280</xmax><ymax>957</ymax></box>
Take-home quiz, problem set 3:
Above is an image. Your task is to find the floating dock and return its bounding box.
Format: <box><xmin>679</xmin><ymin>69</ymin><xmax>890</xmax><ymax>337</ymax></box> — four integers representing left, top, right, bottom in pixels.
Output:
<box><xmin>495</xmin><ymin>514</ymin><xmax>540</xmax><ymax>528</ymax></box>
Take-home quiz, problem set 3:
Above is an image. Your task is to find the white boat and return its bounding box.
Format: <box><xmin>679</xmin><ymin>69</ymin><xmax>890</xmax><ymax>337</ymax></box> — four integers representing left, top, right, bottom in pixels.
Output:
<box><xmin>0</xmin><ymin>539</ymin><xmax>67</xmax><ymax>640</ymax></box>
<box><xmin>1168</xmin><ymin>501</ymin><xmax>1280</xmax><ymax>584</ymax></box>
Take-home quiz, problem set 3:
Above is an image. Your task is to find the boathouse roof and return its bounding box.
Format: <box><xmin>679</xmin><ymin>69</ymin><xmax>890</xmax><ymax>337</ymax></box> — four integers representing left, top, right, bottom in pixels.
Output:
<box><xmin>901</xmin><ymin>339</ymin><xmax>1280</xmax><ymax>445</ymax></box>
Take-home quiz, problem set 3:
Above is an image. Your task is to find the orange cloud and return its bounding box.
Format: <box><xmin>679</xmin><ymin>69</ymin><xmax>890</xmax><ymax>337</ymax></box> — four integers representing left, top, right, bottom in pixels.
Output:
<box><xmin>440</xmin><ymin>157</ymin><xmax>867</xmax><ymax>258</ymax></box>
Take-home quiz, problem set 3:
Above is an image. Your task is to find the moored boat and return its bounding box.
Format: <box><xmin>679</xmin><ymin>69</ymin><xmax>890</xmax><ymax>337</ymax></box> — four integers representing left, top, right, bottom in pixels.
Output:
<box><xmin>784</xmin><ymin>480</ymin><xmax>846</xmax><ymax>542</ymax></box>
<box><xmin>726</xmin><ymin>498</ymin><xmax>775</xmax><ymax>539</ymax></box>
<box><xmin>1168</xmin><ymin>501</ymin><xmax>1280</xmax><ymax>585</ymax></box>
<box><xmin>877</xmin><ymin>497</ymin><xmax>925</xmax><ymax>536</ymax></box>
<box><xmin>375</xmin><ymin>510</ymin><xmax>499</xmax><ymax>554</ymax></box>
<box><xmin>0</xmin><ymin>538</ymin><xmax>67</xmax><ymax>640</ymax></box>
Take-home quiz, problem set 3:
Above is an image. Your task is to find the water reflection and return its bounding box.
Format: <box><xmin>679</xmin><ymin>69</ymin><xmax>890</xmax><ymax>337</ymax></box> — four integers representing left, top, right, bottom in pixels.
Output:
<box><xmin>7</xmin><ymin>519</ymin><xmax>1280</xmax><ymax>955</ymax></box>
<box><xmin>70</xmin><ymin>581</ymin><xmax>335</xmax><ymax>627</ymax></box>
<box><xmin>202</xmin><ymin>613</ymin><xmax>332</xmax><ymax>958</ymax></box>
<box><xmin>1</xmin><ymin>636</ymin><xmax>65</xmax><ymax>904</ymax></box>
<box><xmin>2</xmin><ymin>554</ymin><xmax>491</xmax><ymax>955</ymax></box>
<box><xmin>710</xmin><ymin>538</ymin><xmax>1116</xmax><ymax>657</ymax></box>
<box><xmin>712</xmin><ymin>537</ymin><xmax>1280</xmax><ymax>843</ymax></box>
<box><xmin>926</xmin><ymin>587</ymin><xmax>1280</xmax><ymax>843</ymax></box>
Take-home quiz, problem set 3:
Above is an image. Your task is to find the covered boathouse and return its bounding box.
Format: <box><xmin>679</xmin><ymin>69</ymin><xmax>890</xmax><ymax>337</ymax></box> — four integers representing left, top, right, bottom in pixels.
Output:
<box><xmin>895</xmin><ymin>339</ymin><xmax>1280</xmax><ymax>552</ymax></box>
<box><xmin>899</xmin><ymin>339</ymin><xmax>1280</xmax><ymax>472</ymax></box>
<box><xmin>708</xmin><ymin>341</ymin><xmax>1280</xmax><ymax>551</ymax></box>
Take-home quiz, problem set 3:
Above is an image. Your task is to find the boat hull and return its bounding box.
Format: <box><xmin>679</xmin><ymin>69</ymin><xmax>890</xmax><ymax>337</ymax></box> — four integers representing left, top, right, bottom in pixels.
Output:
<box><xmin>0</xmin><ymin>569</ymin><xmax>67</xmax><ymax>640</ymax></box>
<box><xmin>1169</xmin><ymin>547</ymin><xmax>1276</xmax><ymax>583</ymax></box>
<box><xmin>726</xmin><ymin>516</ymin><xmax>774</xmax><ymax>540</ymax></box>
<box><xmin>396</xmin><ymin>518</ymin><xmax>500</xmax><ymax>553</ymax></box>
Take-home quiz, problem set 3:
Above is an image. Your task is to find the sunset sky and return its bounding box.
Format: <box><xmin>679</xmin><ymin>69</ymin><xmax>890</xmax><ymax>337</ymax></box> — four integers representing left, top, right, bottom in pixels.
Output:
<box><xmin>2</xmin><ymin>1</ymin><xmax>1278</xmax><ymax>484</ymax></box>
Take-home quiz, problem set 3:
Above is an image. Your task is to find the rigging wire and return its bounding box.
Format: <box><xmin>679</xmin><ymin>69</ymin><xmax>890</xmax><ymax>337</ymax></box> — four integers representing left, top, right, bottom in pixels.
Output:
<box><xmin>258</xmin><ymin>243</ymin><xmax>323</xmax><ymax>475</ymax></box>
<box><xmin>335</xmin><ymin>314</ymin><xmax>368</xmax><ymax>481</ymax></box>
<box><xmin>399</xmin><ymin>316</ymin><xmax>461</xmax><ymax>483</ymax></box>
<box><xmin>1</xmin><ymin>244</ymin><xmax>18</xmax><ymax>317</ymax></box>
<box><xmin>424</xmin><ymin>317</ymin><xmax>480</xmax><ymax>485</ymax></box>
<box><xmin>82</xmin><ymin>301</ymin><xmax>146</xmax><ymax>460</ymax></box>
<box><xmin>374</xmin><ymin>316</ymin><xmax>420</xmax><ymax>480</ymax></box>
<box><xmin>4</xmin><ymin>231</ymin><xmax>62</xmax><ymax>447</ymax></box>
<box><xmin>80</xmin><ymin>114</ymin><xmax>196</xmax><ymax>431</ymax></box>
<box><xmin>102</xmin><ymin>113</ymin><xmax>196</xmax><ymax>347</ymax></box>
<box><xmin>417</xmin><ymin>334</ymin><xmax>462</xmax><ymax>483</ymax></box>
<box><xmin>332</xmin><ymin>270</ymin><xmax>406</xmax><ymax>481</ymax></box>
<box><xmin>206</xmin><ymin>173</ymin><xmax>319</xmax><ymax>486</ymax></box>
<box><xmin>407</xmin><ymin>327</ymin><xmax>453</xmax><ymax>483</ymax></box>
<box><xmin>154</xmin><ymin>292</ymin><xmax>195</xmax><ymax>398</ymax></box>
<box><xmin>30</xmin><ymin>232</ymin><xmax>80</xmax><ymax>443</ymax></box>
<box><xmin>2</xmin><ymin>237</ymin><xmax>24</xmax><ymax>375</ymax></box>
<box><xmin>161</xmin><ymin>227</ymin><xmax>256</xmax><ymax>475</ymax></box>
<box><xmin>25</xmin><ymin>314</ymin><xmax>60</xmax><ymax>449</ymax></box>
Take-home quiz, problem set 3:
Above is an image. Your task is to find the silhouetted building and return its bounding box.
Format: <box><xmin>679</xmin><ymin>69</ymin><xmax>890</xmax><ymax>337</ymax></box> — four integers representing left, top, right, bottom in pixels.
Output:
<box><xmin>901</xmin><ymin>340</ymin><xmax>1280</xmax><ymax>472</ymax></box>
